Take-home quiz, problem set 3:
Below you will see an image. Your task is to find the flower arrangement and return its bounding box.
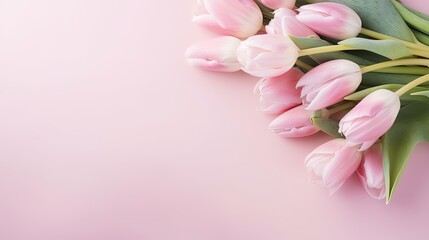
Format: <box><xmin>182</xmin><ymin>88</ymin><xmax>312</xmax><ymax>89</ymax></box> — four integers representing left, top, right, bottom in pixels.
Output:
<box><xmin>186</xmin><ymin>0</ymin><xmax>429</xmax><ymax>204</ymax></box>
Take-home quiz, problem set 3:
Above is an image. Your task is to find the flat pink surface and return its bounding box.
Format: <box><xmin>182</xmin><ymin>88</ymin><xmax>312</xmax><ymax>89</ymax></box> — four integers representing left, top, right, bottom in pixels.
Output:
<box><xmin>1</xmin><ymin>0</ymin><xmax>429</xmax><ymax>239</ymax></box>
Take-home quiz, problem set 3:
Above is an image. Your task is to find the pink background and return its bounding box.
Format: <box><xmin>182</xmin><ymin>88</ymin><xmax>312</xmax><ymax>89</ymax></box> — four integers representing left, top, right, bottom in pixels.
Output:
<box><xmin>1</xmin><ymin>0</ymin><xmax>429</xmax><ymax>239</ymax></box>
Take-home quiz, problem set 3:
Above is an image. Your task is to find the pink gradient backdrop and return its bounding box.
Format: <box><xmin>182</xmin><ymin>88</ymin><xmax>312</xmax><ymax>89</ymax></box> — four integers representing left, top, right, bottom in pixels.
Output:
<box><xmin>0</xmin><ymin>0</ymin><xmax>429</xmax><ymax>239</ymax></box>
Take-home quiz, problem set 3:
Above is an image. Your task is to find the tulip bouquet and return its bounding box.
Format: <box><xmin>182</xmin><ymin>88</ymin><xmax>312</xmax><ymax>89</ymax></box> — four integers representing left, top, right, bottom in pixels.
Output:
<box><xmin>186</xmin><ymin>0</ymin><xmax>429</xmax><ymax>204</ymax></box>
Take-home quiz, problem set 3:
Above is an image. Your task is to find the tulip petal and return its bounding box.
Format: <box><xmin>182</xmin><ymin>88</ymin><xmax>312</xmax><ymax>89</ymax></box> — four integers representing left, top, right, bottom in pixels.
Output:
<box><xmin>357</xmin><ymin>143</ymin><xmax>386</xmax><ymax>200</ymax></box>
<box><xmin>237</xmin><ymin>34</ymin><xmax>299</xmax><ymax>78</ymax></box>
<box><xmin>260</xmin><ymin>0</ymin><xmax>296</xmax><ymax>10</ymax></box>
<box><xmin>297</xmin><ymin>2</ymin><xmax>362</xmax><ymax>40</ymax></box>
<box><xmin>195</xmin><ymin>0</ymin><xmax>263</xmax><ymax>38</ymax></box>
<box><xmin>270</xmin><ymin>105</ymin><xmax>319</xmax><ymax>138</ymax></box>
<box><xmin>185</xmin><ymin>36</ymin><xmax>242</xmax><ymax>72</ymax></box>
<box><xmin>297</xmin><ymin>59</ymin><xmax>362</xmax><ymax>110</ymax></box>
<box><xmin>305</xmin><ymin>139</ymin><xmax>362</xmax><ymax>194</ymax></box>
<box><xmin>339</xmin><ymin>89</ymin><xmax>400</xmax><ymax>151</ymax></box>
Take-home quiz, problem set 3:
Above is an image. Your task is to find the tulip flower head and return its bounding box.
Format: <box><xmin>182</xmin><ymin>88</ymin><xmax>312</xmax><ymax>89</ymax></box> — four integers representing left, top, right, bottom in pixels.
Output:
<box><xmin>269</xmin><ymin>105</ymin><xmax>321</xmax><ymax>138</ymax></box>
<box><xmin>254</xmin><ymin>68</ymin><xmax>303</xmax><ymax>114</ymax></box>
<box><xmin>193</xmin><ymin>0</ymin><xmax>263</xmax><ymax>39</ymax></box>
<box><xmin>297</xmin><ymin>59</ymin><xmax>362</xmax><ymax>111</ymax></box>
<box><xmin>266</xmin><ymin>8</ymin><xmax>320</xmax><ymax>38</ymax></box>
<box><xmin>236</xmin><ymin>34</ymin><xmax>300</xmax><ymax>78</ymax></box>
<box><xmin>185</xmin><ymin>36</ymin><xmax>242</xmax><ymax>72</ymax></box>
<box><xmin>305</xmin><ymin>139</ymin><xmax>362</xmax><ymax>194</ymax></box>
<box><xmin>260</xmin><ymin>0</ymin><xmax>296</xmax><ymax>10</ymax></box>
<box><xmin>296</xmin><ymin>2</ymin><xmax>362</xmax><ymax>40</ymax></box>
<box><xmin>339</xmin><ymin>89</ymin><xmax>401</xmax><ymax>151</ymax></box>
<box><xmin>357</xmin><ymin>143</ymin><xmax>386</xmax><ymax>200</ymax></box>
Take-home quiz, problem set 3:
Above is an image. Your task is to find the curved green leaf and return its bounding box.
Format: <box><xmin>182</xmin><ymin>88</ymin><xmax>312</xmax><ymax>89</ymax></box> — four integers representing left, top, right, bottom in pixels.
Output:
<box><xmin>411</xmin><ymin>90</ymin><xmax>429</xmax><ymax>97</ymax></box>
<box><xmin>391</xmin><ymin>0</ymin><xmax>429</xmax><ymax>35</ymax></box>
<box><xmin>412</xmin><ymin>29</ymin><xmax>429</xmax><ymax>46</ymax></box>
<box><xmin>339</xmin><ymin>38</ymin><xmax>413</xmax><ymax>60</ymax></box>
<box><xmin>383</xmin><ymin>102</ymin><xmax>429</xmax><ymax>203</ymax></box>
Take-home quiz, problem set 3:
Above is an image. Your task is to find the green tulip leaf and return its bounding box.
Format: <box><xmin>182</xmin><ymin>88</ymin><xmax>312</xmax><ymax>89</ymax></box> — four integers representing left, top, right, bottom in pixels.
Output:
<box><xmin>391</xmin><ymin>0</ymin><xmax>429</xmax><ymax>35</ymax></box>
<box><xmin>412</xmin><ymin>29</ymin><xmax>429</xmax><ymax>46</ymax></box>
<box><xmin>410</xmin><ymin>90</ymin><xmax>429</xmax><ymax>98</ymax></box>
<box><xmin>339</xmin><ymin>38</ymin><xmax>413</xmax><ymax>60</ymax></box>
<box><xmin>383</xmin><ymin>102</ymin><xmax>429</xmax><ymax>203</ymax></box>
<box><xmin>300</xmin><ymin>0</ymin><xmax>416</xmax><ymax>42</ymax></box>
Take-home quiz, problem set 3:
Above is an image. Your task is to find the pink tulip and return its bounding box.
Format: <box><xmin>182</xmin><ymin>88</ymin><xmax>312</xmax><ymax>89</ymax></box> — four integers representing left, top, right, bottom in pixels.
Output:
<box><xmin>339</xmin><ymin>89</ymin><xmax>400</xmax><ymax>151</ymax></box>
<box><xmin>296</xmin><ymin>2</ymin><xmax>362</xmax><ymax>40</ymax></box>
<box><xmin>297</xmin><ymin>59</ymin><xmax>361</xmax><ymax>111</ymax></box>
<box><xmin>193</xmin><ymin>0</ymin><xmax>263</xmax><ymax>39</ymax></box>
<box><xmin>260</xmin><ymin>0</ymin><xmax>296</xmax><ymax>10</ymax></box>
<box><xmin>305</xmin><ymin>139</ymin><xmax>362</xmax><ymax>194</ymax></box>
<box><xmin>236</xmin><ymin>34</ymin><xmax>299</xmax><ymax>78</ymax></box>
<box><xmin>357</xmin><ymin>143</ymin><xmax>386</xmax><ymax>200</ymax></box>
<box><xmin>254</xmin><ymin>68</ymin><xmax>303</xmax><ymax>114</ymax></box>
<box><xmin>266</xmin><ymin>8</ymin><xmax>320</xmax><ymax>38</ymax></box>
<box><xmin>185</xmin><ymin>36</ymin><xmax>242</xmax><ymax>72</ymax></box>
<box><xmin>269</xmin><ymin>105</ymin><xmax>321</xmax><ymax>137</ymax></box>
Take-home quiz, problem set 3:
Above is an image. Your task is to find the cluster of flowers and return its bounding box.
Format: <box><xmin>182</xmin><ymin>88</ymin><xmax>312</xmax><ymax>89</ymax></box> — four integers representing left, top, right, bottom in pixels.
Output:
<box><xmin>186</xmin><ymin>0</ymin><xmax>429</xmax><ymax>201</ymax></box>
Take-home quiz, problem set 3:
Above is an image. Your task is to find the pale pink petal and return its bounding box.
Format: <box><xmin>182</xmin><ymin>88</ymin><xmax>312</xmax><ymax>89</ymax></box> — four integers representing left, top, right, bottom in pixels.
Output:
<box><xmin>339</xmin><ymin>89</ymin><xmax>400</xmax><ymax>151</ymax></box>
<box><xmin>186</xmin><ymin>36</ymin><xmax>242</xmax><ymax>72</ymax></box>
<box><xmin>357</xmin><ymin>143</ymin><xmax>386</xmax><ymax>200</ymax></box>
<box><xmin>305</xmin><ymin>139</ymin><xmax>362</xmax><ymax>194</ymax></box>
<box><xmin>269</xmin><ymin>105</ymin><xmax>320</xmax><ymax>138</ymax></box>
<box><xmin>297</xmin><ymin>2</ymin><xmax>362</xmax><ymax>40</ymax></box>
<box><xmin>297</xmin><ymin>59</ymin><xmax>361</xmax><ymax>110</ymax></box>
<box><xmin>237</xmin><ymin>34</ymin><xmax>299</xmax><ymax>78</ymax></box>
<box><xmin>195</xmin><ymin>0</ymin><xmax>263</xmax><ymax>38</ymax></box>
<box><xmin>260</xmin><ymin>0</ymin><xmax>296</xmax><ymax>9</ymax></box>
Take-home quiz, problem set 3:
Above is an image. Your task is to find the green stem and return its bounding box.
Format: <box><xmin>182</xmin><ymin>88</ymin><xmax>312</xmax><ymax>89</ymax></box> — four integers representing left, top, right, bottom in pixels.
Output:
<box><xmin>396</xmin><ymin>74</ymin><xmax>429</xmax><ymax>96</ymax></box>
<box><xmin>370</xmin><ymin>66</ymin><xmax>429</xmax><ymax>75</ymax></box>
<box><xmin>299</xmin><ymin>45</ymin><xmax>356</xmax><ymax>57</ymax></box>
<box><xmin>410</xmin><ymin>49</ymin><xmax>429</xmax><ymax>58</ymax></box>
<box><xmin>361</xmin><ymin>59</ymin><xmax>429</xmax><ymax>74</ymax></box>
<box><xmin>360</xmin><ymin>28</ymin><xmax>429</xmax><ymax>52</ymax></box>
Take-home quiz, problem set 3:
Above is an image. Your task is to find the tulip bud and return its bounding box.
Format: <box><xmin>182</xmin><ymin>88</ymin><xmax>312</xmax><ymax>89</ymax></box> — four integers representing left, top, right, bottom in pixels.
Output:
<box><xmin>357</xmin><ymin>143</ymin><xmax>386</xmax><ymax>200</ymax></box>
<box><xmin>266</xmin><ymin>8</ymin><xmax>320</xmax><ymax>38</ymax></box>
<box><xmin>339</xmin><ymin>89</ymin><xmax>400</xmax><ymax>151</ymax></box>
<box><xmin>297</xmin><ymin>59</ymin><xmax>362</xmax><ymax>111</ymax></box>
<box><xmin>254</xmin><ymin>68</ymin><xmax>303</xmax><ymax>114</ymax></box>
<box><xmin>193</xmin><ymin>0</ymin><xmax>263</xmax><ymax>39</ymax></box>
<box><xmin>260</xmin><ymin>0</ymin><xmax>296</xmax><ymax>10</ymax></box>
<box><xmin>296</xmin><ymin>2</ymin><xmax>362</xmax><ymax>40</ymax></box>
<box><xmin>269</xmin><ymin>105</ymin><xmax>321</xmax><ymax>137</ymax></box>
<box><xmin>305</xmin><ymin>139</ymin><xmax>362</xmax><ymax>194</ymax></box>
<box><xmin>185</xmin><ymin>36</ymin><xmax>242</xmax><ymax>72</ymax></box>
<box><xmin>236</xmin><ymin>34</ymin><xmax>299</xmax><ymax>78</ymax></box>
